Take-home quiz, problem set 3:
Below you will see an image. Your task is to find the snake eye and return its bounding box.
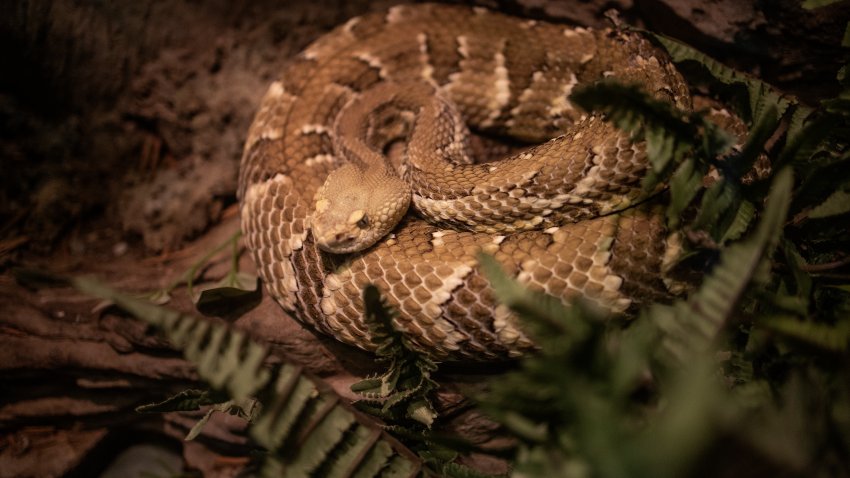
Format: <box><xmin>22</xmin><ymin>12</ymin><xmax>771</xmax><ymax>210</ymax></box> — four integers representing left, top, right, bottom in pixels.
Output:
<box><xmin>347</xmin><ymin>209</ymin><xmax>369</xmax><ymax>229</ymax></box>
<box><xmin>356</xmin><ymin>214</ymin><xmax>370</xmax><ymax>229</ymax></box>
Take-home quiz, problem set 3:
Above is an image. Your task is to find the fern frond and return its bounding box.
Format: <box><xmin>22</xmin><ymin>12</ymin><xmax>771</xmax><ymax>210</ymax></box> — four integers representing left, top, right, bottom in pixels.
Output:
<box><xmin>806</xmin><ymin>186</ymin><xmax>850</xmax><ymax>219</ymax></box>
<box><xmin>790</xmin><ymin>153</ymin><xmax>850</xmax><ymax>216</ymax></box>
<box><xmin>477</xmin><ymin>252</ymin><xmax>594</xmax><ymax>350</ymax></box>
<box><xmin>352</xmin><ymin>285</ymin><xmax>438</xmax><ymax>428</ymax></box>
<box><xmin>282</xmin><ymin>399</ymin><xmax>357</xmax><ymax>477</ymax></box>
<box><xmin>723</xmin><ymin>104</ymin><xmax>778</xmax><ymax>180</ymax></box>
<box><xmin>760</xmin><ymin>316</ymin><xmax>850</xmax><ymax>351</ymax></box>
<box><xmin>690</xmin><ymin>178</ymin><xmax>738</xmax><ymax>235</ymax></box>
<box><xmin>135</xmin><ymin>388</ymin><xmax>229</xmax><ymax>413</ymax></box>
<box><xmin>777</xmin><ymin>113</ymin><xmax>841</xmax><ymax>170</ymax></box>
<box><xmin>437</xmin><ymin>462</ymin><xmax>507</xmax><ymax>478</ymax></box>
<box><xmin>786</xmin><ymin>104</ymin><xmax>816</xmax><ymax>141</ymax></box>
<box><xmin>71</xmin><ymin>278</ymin><xmax>422</xmax><ymax>476</ymax></box>
<box><xmin>666</xmin><ymin>158</ymin><xmax>707</xmax><ymax>228</ymax></box>
<box><xmin>185</xmin><ymin>398</ymin><xmax>259</xmax><ymax>441</ymax></box>
<box><xmin>719</xmin><ymin>199</ymin><xmax>756</xmax><ymax>244</ymax></box>
<box><xmin>570</xmin><ymin>80</ymin><xmax>742</xmax><ymax>236</ymax></box>
<box><xmin>650</xmin><ymin>168</ymin><xmax>793</xmax><ymax>365</ymax></box>
<box><xmin>570</xmin><ymin>81</ymin><xmax>732</xmax><ymax>189</ymax></box>
<box><xmin>687</xmin><ymin>179</ymin><xmax>756</xmax><ymax>246</ymax></box>
<box><xmin>650</xmin><ymin>33</ymin><xmax>792</xmax><ymax>125</ymax></box>
<box><xmin>782</xmin><ymin>240</ymin><xmax>814</xmax><ymax>298</ymax></box>
<box><xmin>74</xmin><ymin>276</ymin><xmax>271</xmax><ymax>400</ymax></box>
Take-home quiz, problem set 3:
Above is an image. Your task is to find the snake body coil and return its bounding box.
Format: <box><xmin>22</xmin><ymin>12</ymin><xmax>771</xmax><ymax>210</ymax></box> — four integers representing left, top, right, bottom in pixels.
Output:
<box><xmin>239</xmin><ymin>3</ymin><xmax>691</xmax><ymax>361</ymax></box>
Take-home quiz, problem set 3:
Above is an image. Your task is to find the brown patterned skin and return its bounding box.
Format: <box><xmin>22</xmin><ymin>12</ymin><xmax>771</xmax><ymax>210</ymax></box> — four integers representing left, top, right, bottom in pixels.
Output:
<box><xmin>238</xmin><ymin>4</ymin><xmax>691</xmax><ymax>361</ymax></box>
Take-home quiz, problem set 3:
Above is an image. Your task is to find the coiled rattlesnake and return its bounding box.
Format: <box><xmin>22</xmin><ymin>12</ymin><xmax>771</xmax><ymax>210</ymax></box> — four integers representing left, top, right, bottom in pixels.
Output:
<box><xmin>239</xmin><ymin>3</ymin><xmax>691</xmax><ymax>361</ymax></box>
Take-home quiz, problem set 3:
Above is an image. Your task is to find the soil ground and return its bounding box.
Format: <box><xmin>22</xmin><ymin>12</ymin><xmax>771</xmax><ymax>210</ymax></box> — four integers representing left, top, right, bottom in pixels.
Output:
<box><xmin>1</xmin><ymin>0</ymin><xmax>847</xmax><ymax>476</ymax></box>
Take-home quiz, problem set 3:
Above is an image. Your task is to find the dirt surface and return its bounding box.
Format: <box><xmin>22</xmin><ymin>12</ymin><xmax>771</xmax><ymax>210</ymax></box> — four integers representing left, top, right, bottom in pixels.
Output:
<box><xmin>1</xmin><ymin>0</ymin><xmax>847</xmax><ymax>476</ymax></box>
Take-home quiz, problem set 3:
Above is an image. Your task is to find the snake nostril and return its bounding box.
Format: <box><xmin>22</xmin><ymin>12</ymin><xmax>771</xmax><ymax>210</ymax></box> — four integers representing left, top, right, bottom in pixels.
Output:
<box><xmin>334</xmin><ymin>232</ymin><xmax>354</xmax><ymax>243</ymax></box>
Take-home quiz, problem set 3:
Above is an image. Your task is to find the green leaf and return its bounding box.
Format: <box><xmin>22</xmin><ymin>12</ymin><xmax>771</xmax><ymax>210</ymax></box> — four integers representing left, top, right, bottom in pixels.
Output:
<box><xmin>251</xmin><ymin>364</ymin><xmax>315</xmax><ymax>450</ymax></box>
<box><xmin>801</xmin><ymin>0</ymin><xmax>845</xmax><ymax>8</ymax></box>
<box><xmin>184</xmin><ymin>398</ymin><xmax>259</xmax><ymax>441</ymax></box>
<box><xmin>285</xmin><ymin>404</ymin><xmax>358</xmax><ymax>476</ymax></box>
<box><xmin>186</xmin><ymin>407</ymin><xmax>217</xmax><ymax>441</ymax></box>
<box><xmin>323</xmin><ymin>426</ymin><xmax>382</xmax><ymax>478</ymax></box>
<box><xmin>193</xmin><ymin>271</ymin><xmax>261</xmax><ymax>317</ymax></box>
<box><xmin>437</xmin><ymin>461</ymin><xmax>506</xmax><ymax>478</ymax></box>
<box><xmin>652</xmin><ymin>33</ymin><xmax>742</xmax><ymax>84</ymax></box>
<box><xmin>822</xmin><ymin>96</ymin><xmax>850</xmax><ymax>115</ymax></box>
<box><xmin>790</xmin><ymin>154</ymin><xmax>850</xmax><ymax>215</ymax></box>
<box><xmin>498</xmin><ymin>412</ymin><xmax>549</xmax><ymax>443</ymax></box>
<box><xmin>691</xmin><ymin>178</ymin><xmax>738</xmax><ymax>237</ymax></box>
<box><xmin>407</xmin><ymin>399</ymin><xmax>437</xmax><ymax>428</ymax></box>
<box><xmin>377</xmin><ymin>454</ymin><xmax>421</xmax><ymax>477</ymax></box>
<box><xmin>651</xmin><ymin>168</ymin><xmax>794</xmax><ymax>364</ymax></box>
<box><xmin>351</xmin><ymin>440</ymin><xmax>397</xmax><ymax>478</ymax></box>
<box><xmin>136</xmin><ymin>388</ymin><xmax>228</xmax><ymax>413</ymax></box>
<box><xmin>783</xmin><ymin>241</ymin><xmax>813</xmax><ymax>299</ymax></box>
<box><xmin>719</xmin><ymin>199</ymin><xmax>756</xmax><ymax>244</ymax></box>
<box><xmin>807</xmin><ymin>187</ymin><xmax>850</xmax><ymax>218</ymax></box>
<box><xmin>825</xmin><ymin>284</ymin><xmax>850</xmax><ymax>293</ymax></box>
<box><xmin>777</xmin><ymin>114</ymin><xmax>840</xmax><ymax>170</ymax></box>
<box><xmin>747</xmin><ymin>83</ymin><xmax>790</xmax><ymax>129</ymax></box>
<box><xmin>194</xmin><ymin>271</ymin><xmax>258</xmax><ymax>303</ymax></box>
<box><xmin>667</xmin><ymin>159</ymin><xmax>705</xmax><ymax>227</ymax></box>
<box><xmin>786</xmin><ymin>105</ymin><xmax>816</xmax><ymax>142</ymax></box>
<box><xmin>146</xmin><ymin>288</ymin><xmax>172</xmax><ymax>305</ymax></box>
<box><xmin>725</xmin><ymin>104</ymin><xmax>779</xmax><ymax>180</ymax></box>
<box><xmin>250</xmin><ymin>362</ymin><xmax>419</xmax><ymax>473</ymax></box>
<box><xmin>760</xmin><ymin>316</ymin><xmax>850</xmax><ymax>351</ymax></box>
<box><xmin>633</xmin><ymin>359</ymin><xmax>727</xmax><ymax>477</ymax></box>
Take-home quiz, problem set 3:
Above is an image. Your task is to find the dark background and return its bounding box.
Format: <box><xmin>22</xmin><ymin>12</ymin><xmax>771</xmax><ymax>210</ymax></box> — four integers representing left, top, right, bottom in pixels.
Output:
<box><xmin>1</xmin><ymin>0</ymin><xmax>848</xmax><ymax>476</ymax></box>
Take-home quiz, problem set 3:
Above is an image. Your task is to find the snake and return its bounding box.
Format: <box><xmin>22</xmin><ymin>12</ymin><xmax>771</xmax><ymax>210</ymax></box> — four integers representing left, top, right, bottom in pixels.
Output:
<box><xmin>238</xmin><ymin>3</ymin><xmax>693</xmax><ymax>361</ymax></box>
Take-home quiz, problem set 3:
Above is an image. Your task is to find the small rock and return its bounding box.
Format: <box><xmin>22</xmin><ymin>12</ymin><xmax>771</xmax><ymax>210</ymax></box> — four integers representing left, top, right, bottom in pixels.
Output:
<box><xmin>112</xmin><ymin>241</ymin><xmax>129</xmax><ymax>257</ymax></box>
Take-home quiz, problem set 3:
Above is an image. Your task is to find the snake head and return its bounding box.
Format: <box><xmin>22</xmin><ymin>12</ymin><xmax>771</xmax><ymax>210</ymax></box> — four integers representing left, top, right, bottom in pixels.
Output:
<box><xmin>311</xmin><ymin>163</ymin><xmax>411</xmax><ymax>254</ymax></box>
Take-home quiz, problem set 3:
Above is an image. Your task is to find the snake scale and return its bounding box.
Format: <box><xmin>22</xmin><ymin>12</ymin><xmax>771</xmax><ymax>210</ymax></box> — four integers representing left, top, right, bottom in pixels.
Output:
<box><xmin>238</xmin><ymin>3</ymin><xmax>693</xmax><ymax>361</ymax></box>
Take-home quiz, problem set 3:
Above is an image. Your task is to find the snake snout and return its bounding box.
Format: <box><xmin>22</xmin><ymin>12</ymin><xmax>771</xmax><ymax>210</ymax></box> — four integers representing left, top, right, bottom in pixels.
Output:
<box><xmin>312</xmin><ymin>220</ymin><xmax>365</xmax><ymax>254</ymax></box>
<box><xmin>333</xmin><ymin>231</ymin><xmax>357</xmax><ymax>244</ymax></box>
